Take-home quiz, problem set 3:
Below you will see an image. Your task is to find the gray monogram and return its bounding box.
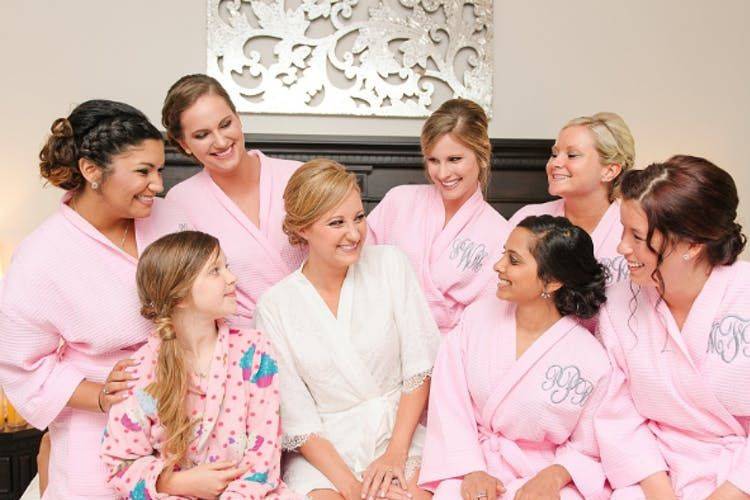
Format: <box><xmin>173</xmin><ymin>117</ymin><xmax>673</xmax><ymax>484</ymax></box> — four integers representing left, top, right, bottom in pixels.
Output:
<box><xmin>449</xmin><ymin>237</ymin><xmax>488</xmax><ymax>273</ymax></box>
<box><xmin>706</xmin><ymin>314</ymin><xmax>750</xmax><ymax>363</ymax></box>
<box><xmin>541</xmin><ymin>365</ymin><xmax>594</xmax><ymax>406</ymax></box>
<box><xmin>600</xmin><ymin>255</ymin><xmax>630</xmax><ymax>286</ymax></box>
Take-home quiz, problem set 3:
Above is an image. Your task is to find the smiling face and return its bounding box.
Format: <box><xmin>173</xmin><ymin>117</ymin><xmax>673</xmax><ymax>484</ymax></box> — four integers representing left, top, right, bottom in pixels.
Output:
<box><xmin>494</xmin><ymin>227</ymin><xmax>552</xmax><ymax>304</ymax></box>
<box><xmin>183</xmin><ymin>249</ymin><xmax>237</xmax><ymax>320</ymax></box>
<box><xmin>177</xmin><ymin>93</ymin><xmax>246</xmax><ymax>175</ymax></box>
<box><xmin>547</xmin><ymin>125</ymin><xmax>617</xmax><ymax>200</ymax></box>
<box><xmin>95</xmin><ymin>138</ymin><xmax>165</xmax><ymax>219</ymax></box>
<box><xmin>425</xmin><ymin>133</ymin><xmax>481</xmax><ymax>208</ymax></box>
<box><xmin>618</xmin><ymin>199</ymin><xmax>696</xmax><ymax>290</ymax></box>
<box><xmin>299</xmin><ymin>187</ymin><xmax>367</xmax><ymax>271</ymax></box>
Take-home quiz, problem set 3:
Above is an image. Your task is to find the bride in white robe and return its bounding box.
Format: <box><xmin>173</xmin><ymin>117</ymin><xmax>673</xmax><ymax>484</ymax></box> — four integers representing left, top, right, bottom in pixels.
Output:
<box><xmin>255</xmin><ymin>159</ymin><xmax>440</xmax><ymax>500</ymax></box>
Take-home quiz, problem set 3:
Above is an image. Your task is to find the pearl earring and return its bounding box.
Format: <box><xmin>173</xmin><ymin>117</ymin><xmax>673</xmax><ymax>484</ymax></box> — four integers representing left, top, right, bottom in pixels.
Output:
<box><xmin>682</xmin><ymin>253</ymin><xmax>690</xmax><ymax>261</ymax></box>
<box><xmin>91</xmin><ymin>181</ymin><xmax>99</xmax><ymax>190</ymax></box>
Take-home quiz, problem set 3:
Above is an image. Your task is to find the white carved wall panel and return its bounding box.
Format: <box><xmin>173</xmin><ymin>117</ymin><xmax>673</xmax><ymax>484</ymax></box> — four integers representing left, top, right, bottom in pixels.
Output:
<box><xmin>207</xmin><ymin>0</ymin><xmax>493</xmax><ymax>117</ymax></box>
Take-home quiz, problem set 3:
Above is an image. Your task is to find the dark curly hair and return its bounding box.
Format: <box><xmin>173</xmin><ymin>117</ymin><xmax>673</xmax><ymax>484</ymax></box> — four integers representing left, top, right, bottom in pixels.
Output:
<box><xmin>517</xmin><ymin>215</ymin><xmax>608</xmax><ymax>319</ymax></box>
<box><xmin>620</xmin><ymin>155</ymin><xmax>746</xmax><ymax>299</ymax></box>
<box><xmin>39</xmin><ymin>100</ymin><xmax>162</xmax><ymax>191</ymax></box>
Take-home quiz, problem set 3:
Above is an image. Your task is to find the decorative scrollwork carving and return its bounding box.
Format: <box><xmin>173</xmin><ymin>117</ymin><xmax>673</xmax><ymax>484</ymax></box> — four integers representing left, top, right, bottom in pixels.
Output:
<box><xmin>207</xmin><ymin>0</ymin><xmax>493</xmax><ymax>117</ymax></box>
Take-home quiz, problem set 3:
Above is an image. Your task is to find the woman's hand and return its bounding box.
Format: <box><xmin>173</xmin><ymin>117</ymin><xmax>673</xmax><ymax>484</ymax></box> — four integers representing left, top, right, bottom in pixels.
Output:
<box><xmin>99</xmin><ymin>358</ymin><xmax>139</xmax><ymax>412</ymax></box>
<box><xmin>707</xmin><ymin>481</ymin><xmax>750</xmax><ymax>500</ymax></box>
<box><xmin>361</xmin><ymin>448</ymin><xmax>408</xmax><ymax>500</ymax></box>
<box><xmin>339</xmin><ymin>478</ymin><xmax>365</xmax><ymax>500</ymax></box>
<box><xmin>461</xmin><ymin>471</ymin><xmax>505</xmax><ymax>500</ymax></box>
<box><xmin>639</xmin><ymin>471</ymin><xmax>677</xmax><ymax>500</ymax></box>
<box><xmin>157</xmin><ymin>462</ymin><xmax>244</xmax><ymax>499</ymax></box>
<box><xmin>514</xmin><ymin>465</ymin><xmax>570</xmax><ymax>499</ymax></box>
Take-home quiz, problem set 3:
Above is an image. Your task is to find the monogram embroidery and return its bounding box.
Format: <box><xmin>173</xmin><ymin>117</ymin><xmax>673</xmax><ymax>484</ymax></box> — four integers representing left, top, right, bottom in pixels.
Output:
<box><xmin>706</xmin><ymin>314</ymin><xmax>750</xmax><ymax>363</ymax></box>
<box><xmin>449</xmin><ymin>237</ymin><xmax>489</xmax><ymax>273</ymax></box>
<box><xmin>541</xmin><ymin>365</ymin><xmax>594</xmax><ymax>406</ymax></box>
<box><xmin>600</xmin><ymin>255</ymin><xmax>630</xmax><ymax>286</ymax></box>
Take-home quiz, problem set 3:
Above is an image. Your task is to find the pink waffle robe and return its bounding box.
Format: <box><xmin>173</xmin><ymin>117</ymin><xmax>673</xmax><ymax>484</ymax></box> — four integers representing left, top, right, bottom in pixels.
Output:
<box><xmin>166</xmin><ymin>151</ymin><xmax>305</xmax><ymax>326</ymax></box>
<box><xmin>508</xmin><ymin>199</ymin><xmax>628</xmax><ymax>287</ymax></box>
<box><xmin>595</xmin><ymin>262</ymin><xmax>750</xmax><ymax>498</ymax></box>
<box><xmin>367</xmin><ymin>184</ymin><xmax>509</xmax><ymax>334</ymax></box>
<box><xmin>419</xmin><ymin>297</ymin><xmax>611</xmax><ymax>499</ymax></box>
<box><xmin>0</xmin><ymin>195</ymin><xmax>188</xmax><ymax>499</ymax></box>
<box><xmin>101</xmin><ymin>323</ymin><xmax>300</xmax><ymax>500</ymax></box>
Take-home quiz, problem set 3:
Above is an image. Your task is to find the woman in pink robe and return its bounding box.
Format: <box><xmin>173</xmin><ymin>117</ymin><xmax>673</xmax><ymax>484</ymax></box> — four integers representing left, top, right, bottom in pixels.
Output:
<box><xmin>101</xmin><ymin>231</ymin><xmax>299</xmax><ymax>500</ymax></box>
<box><xmin>595</xmin><ymin>155</ymin><xmax>750</xmax><ymax>499</ymax></box>
<box><xmin>162</xmin><ymin>74</ymin><xmax>305</xmax><ymax>326</ymax></box>
<box><xmin>508</xmin><ymin>112</ymin><xmax>636</xmax><ymax>287</ymax></box>
<box><xmin>419</xmin><ymin>215</ymin><xmax>611</xmax><ymax>500</ymax></box>
<box><xmin>367</xmin><ymin>99</ymin><xmax>508</xmax><ymax>334</ymax></box>
<box><xmin>0</xmin><ymin>101</ymin><xmax>187</xmax><ymax>499</ymax></box>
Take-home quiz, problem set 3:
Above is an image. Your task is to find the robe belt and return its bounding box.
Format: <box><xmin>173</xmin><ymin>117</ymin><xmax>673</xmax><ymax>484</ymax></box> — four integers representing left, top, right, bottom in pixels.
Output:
<box><xmin>478</xmin><ymin>430</ymin><xmax>555</xmax><ymax>479</ymax></box>
<box><xmin>319</xmin><ymin>388</ymin><xmax>401</xmax><ymax>474</ymax></box>
<box><xmin>648</xmin><ymin>421</ymin><xmax>745</xmax><ymax>488</ymax></box>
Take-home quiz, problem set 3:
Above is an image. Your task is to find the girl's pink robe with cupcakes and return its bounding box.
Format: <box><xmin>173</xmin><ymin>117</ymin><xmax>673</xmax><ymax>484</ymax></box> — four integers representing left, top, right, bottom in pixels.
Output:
<box><xmin>101</xmin><ymin>324</ymin><xmax>299</xmax><ymax>500</ymax></box>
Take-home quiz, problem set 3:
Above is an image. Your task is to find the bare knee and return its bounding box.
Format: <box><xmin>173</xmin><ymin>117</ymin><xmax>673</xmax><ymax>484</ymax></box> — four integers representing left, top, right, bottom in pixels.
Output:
<box><xmin>37</xmin><ymin>432</ymin><xmax>51</xmax><ymax>495</ymax></box>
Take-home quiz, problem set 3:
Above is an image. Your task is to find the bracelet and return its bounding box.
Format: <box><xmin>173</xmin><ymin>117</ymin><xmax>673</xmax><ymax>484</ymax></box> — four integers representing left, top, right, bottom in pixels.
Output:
<box><xmin>97</xmin><ymin>389</ymin><xmax>106</xmax><ymax>413</ymax></box>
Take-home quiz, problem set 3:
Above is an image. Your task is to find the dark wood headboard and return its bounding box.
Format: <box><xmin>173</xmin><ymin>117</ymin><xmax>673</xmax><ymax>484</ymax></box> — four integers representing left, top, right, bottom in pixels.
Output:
<box><xmin>162</xmin><ymin>134</ymin><xmax>555</xmax><ymax>218</ymax></box>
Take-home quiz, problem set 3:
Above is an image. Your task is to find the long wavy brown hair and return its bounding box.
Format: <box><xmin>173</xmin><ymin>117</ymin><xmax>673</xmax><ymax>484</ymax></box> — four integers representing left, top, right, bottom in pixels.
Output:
<box><xmin>136</xmin><ymin>230</ymin><xmax>220</xmax><ymax>468</ymax></box>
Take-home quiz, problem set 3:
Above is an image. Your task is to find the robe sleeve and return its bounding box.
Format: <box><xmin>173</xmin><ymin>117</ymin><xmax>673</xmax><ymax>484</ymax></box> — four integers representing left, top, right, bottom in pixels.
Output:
<box><xmin>101</xmin><ymin>390</ymin><xmax>177</xmax><ymax>499</ymax></box>
<box><xmin>553</xmin><ymin>372</ymin><xmax>609</xmax><ymax>499</ymax></box>
<box><xmin>727</xmin><ymin>426</ymin><xmax>750</xmax><ymax>494</ymax></box>
<box><xmin>594</xmin><ymin>307</ymin><xmax>667</xmax><ymax>488</ymax></box>
<box><xmin>387</xmin><ymin>247</ymin><xmax>440</xmax><ymax>391</ymax></box>
<box><xmin>0</xmin><ymin>258</ymin><xmax>85</xmax><ymax>430</ymax></box>
<box><xmin>255</xmin><ymin>299</ymin><xmax>324</xmax><ymax>451</ymax></box>
<box><xmin>221</xmin><ymin>331</ymin><xmax>298</xmax><ymax>499</ymax></box>
<box><xmin>419</xmin><ymin>323</ymin><xmax>487</xmax><ymax>492</ymax></box>
<box><xmin>418</xmin><ymin>323</ymin><xmax>487</xmax><ymax>491</ymax></box>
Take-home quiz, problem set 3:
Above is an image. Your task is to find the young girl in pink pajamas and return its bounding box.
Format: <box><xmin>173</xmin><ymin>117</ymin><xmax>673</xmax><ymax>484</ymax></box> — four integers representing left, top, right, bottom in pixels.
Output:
<box><xmin>101</xmin><ymin>231</ymin><xmax>299</xmax><ymax>500</ymax></box>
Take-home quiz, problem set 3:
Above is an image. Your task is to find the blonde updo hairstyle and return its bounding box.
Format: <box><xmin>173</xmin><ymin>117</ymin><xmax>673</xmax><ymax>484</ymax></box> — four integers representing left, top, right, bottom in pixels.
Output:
<box><xmin>563</xmin><ymin>112</ymin><xmax>635</xmax><ymax>201</ymax></box>
<box><xmin>39</xmin><ymin>100</ymin><xmax>162</xmax><ymax>191</ymax></box>
<box><xmin>161</xmin><ymin>74</ymin><xmax>237</xmax><ymax>156</ymax></box>
<box><xmin>136</xmin><ymin>230</ymin><xmax>220</xmax><ymax>468</ymax></box>
<box><xmin>283</xmin><ymin>158</ymin><xmax>360</xmax><ymax>246</ymax></box>
<box><xmin>420</xmin><ymin>98</ymin><xmax>492</xmax><ymax>192</ymax></box>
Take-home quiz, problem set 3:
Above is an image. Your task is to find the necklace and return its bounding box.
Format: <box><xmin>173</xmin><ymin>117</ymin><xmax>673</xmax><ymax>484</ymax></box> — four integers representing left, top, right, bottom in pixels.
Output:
<box><xmin>70</xmin><ymin>196</ymin><xmax>131</xmax><ymax>249</ymax></box>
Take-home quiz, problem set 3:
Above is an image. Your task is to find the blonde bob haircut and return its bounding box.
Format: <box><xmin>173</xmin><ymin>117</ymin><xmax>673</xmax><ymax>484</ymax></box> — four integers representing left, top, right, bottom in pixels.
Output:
<box><xmin>283</xmin><ymin>158</ymin><xmax>360</xmax><ymax>246</ymax></box>
<box><xmin>563</xmin><ymin>112</ymin><xmax>635</xmax><ymax>201</ymax></box>
<box><xmin>420</xmin><ymin>98</ymin><xmax>491</xmax><ymax>192</ymax></box>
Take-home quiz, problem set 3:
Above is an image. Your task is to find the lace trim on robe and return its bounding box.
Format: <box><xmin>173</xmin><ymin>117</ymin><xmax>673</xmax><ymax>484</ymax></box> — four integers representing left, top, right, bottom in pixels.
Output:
<box><xmin>404</xmin><ymin>456</ymin><xmax>422</xmax><ymax>480</ymax></box>
<box><xmin>402</xmin><ymin>369</ymin><xmax>432</xmax><ymax>393</ymax></box>
<box><xmin>281</xmin><ymin>432</ymin><xmax>318</xmax><ymax>451</ymax></box>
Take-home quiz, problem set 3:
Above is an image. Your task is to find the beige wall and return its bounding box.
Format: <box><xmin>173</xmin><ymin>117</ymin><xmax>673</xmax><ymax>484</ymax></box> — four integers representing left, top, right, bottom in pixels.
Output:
<box><xmin>1</xmin><ymin>0</ymin><xmax>749</xmax><ymax>269</ymax></box>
